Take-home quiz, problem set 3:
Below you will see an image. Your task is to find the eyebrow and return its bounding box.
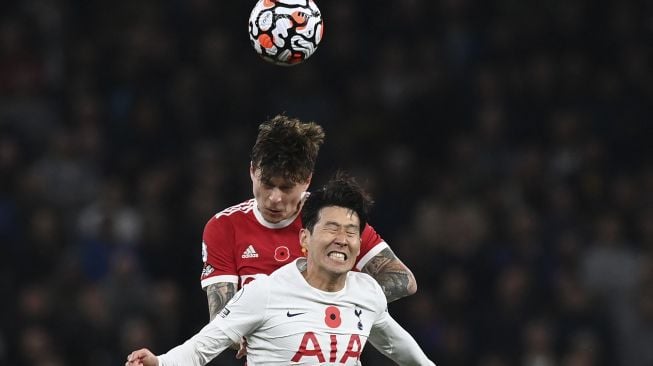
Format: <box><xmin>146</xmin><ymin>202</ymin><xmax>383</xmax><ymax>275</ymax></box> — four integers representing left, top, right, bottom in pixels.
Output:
<box><xmin>262</xmin><ymin>179</ymin><xmax>295</xmax><ymax>188</ymax></box>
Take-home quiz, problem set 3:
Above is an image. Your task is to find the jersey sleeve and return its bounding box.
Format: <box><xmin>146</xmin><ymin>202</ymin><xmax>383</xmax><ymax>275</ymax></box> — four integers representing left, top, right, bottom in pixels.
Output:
<box><xmin>368</xmin><ymin>310</ymin><xmax>436</xmax><ymax>365</ymax></box>
<box><xmin>212</xmin><ymin>276</ymin><xmax>269</xmax><ymax>343</ymax></box>
<box><xmin>354</xmin><ymin>223</ymin><xmax>389</xmax><ymax>271</ymax></box>
<box><xmin>157</xmin><ymin>322</ymin><xmax>234</xmax><ymax>366</ymax></box>
<box><xmin>201</xmin><ymin>215</ymin><xmax>238</xmax><ymax>288</ymax></box>
<box><xmin>159</xmin><ymin>279</ymin><xmax>269</xmax><ymax>366</ymax></box>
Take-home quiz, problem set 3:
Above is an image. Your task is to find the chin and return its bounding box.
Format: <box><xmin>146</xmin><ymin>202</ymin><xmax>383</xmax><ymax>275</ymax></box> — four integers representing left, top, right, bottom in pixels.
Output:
<box><xmin>327</xmin><ymin>261</ymin><xmax>354</xmax><ymax>274</ymax></box>
<box><xmin>264</xmin><ymin>213</ymin><xmax>285</xmax><ymax>223</ymax></box>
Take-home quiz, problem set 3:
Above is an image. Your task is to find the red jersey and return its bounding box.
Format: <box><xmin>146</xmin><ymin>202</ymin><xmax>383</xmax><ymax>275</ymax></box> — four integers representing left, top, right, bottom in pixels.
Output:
<box><xmin>200</xmin><ymin>198</ymin><xmax>388</xmax><ymax>289</ymax></box>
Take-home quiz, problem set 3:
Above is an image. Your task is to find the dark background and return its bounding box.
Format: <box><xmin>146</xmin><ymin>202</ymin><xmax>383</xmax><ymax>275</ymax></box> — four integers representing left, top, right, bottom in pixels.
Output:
<box><xmin>1</xmin><ymin>0</ymin><xmax>652</xmax><ymax>365</ymax></box>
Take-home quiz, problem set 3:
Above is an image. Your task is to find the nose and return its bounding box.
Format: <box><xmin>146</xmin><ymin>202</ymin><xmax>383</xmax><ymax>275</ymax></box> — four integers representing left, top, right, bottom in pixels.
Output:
<box><xmin>334</xmin><ymin>229</ymin><xmax>348</xmax><ymax>245</ymax></box>
<box><xmin>268</xmin><ymin>187</ymin><xmax>283</xmax><ymax>203</ymax></box>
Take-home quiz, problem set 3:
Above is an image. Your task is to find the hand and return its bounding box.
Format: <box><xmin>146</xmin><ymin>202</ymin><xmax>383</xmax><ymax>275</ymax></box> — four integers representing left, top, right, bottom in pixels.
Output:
<box><xmin>126</xmin><ymin>348</ymin><xmax>158</xmax><ymax>366</ymax></box>
<box><xmin>235</xmin><ymin>338</ymin><xmax>248</xmax><ymax>359</ymax></box>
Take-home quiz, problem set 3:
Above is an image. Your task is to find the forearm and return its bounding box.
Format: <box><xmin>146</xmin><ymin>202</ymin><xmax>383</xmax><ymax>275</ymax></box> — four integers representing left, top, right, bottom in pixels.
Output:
<box><xmin>362</xmin><ymin>248</ymin><xmax>417</xmax><ymax>302</ymax></box>
<box><xmin>158</xmin><ymin>323</ymin><xmax>233</xmax><ymax>366</ymax></box>
<box><xmin>205</xmin><ymin>282</ymin><xmax>237</xmax><ymax>320</ymax></box>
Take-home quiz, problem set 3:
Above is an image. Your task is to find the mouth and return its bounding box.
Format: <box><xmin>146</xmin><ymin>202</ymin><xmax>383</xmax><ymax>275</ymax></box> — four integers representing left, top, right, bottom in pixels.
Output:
<box><xmin>327</xmin><ymin>251</ymin><xmax>348</xmax><ymax>262</ymax></box>
<box><xmin>265</xmin><ymin>207</ymin><xmax>283</xmax><ymax>215</ymax></box>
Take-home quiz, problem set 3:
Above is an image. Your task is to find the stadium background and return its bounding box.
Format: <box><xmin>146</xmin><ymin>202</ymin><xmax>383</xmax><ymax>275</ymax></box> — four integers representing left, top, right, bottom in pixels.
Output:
<box><xmin>1</xmin><ymin>0</ymin><xmax>652</xmax><ymax>365</ymax></box>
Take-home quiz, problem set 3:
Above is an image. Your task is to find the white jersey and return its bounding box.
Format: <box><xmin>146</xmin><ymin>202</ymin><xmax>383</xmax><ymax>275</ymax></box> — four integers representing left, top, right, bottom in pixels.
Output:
<box><xmin>159</xmin><ymin>259</ymin><xmax>435</xmax><ymax>366</ymax></box>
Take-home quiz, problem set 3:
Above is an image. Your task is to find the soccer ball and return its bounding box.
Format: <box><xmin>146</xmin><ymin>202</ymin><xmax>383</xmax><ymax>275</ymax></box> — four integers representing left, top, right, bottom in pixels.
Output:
<box><xmin>248</xmin><ymin>0</ymin><xmax>324</xmax><ymax>66</ymax></box>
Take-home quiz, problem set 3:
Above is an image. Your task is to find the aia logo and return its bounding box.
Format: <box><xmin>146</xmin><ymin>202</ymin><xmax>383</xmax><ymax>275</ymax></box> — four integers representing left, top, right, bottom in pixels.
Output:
<box><xmin>291</xmin><ymin>332</ymin><xmax>363</xmax><ymax>363</ymax></box>
<box><xmin>291</xmin><ymin>305</ymin><xmax>364</xmax><ymax>363</ymax></box>
<box><xmin>274</xmin><ymin>245</ymin><xmax>290</xmax><ymax>262</ymax></box>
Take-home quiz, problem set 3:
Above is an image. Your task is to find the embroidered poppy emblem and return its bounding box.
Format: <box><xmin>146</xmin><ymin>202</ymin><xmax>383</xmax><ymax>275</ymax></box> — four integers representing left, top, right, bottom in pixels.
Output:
<box><xmin>274</xmin><ymin>246</ymin><xmax>290</xmax><ymax>262</ymax></box>
<box><xmin>324</xmin><ymin>306</ymin><xmax>341</xmax><ymax>328</ymax></box>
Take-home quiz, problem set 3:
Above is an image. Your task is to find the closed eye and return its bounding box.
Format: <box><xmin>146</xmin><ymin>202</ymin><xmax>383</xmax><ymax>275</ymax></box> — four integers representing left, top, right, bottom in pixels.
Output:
<box><xmin>323</xmin><ymin>223</ymin><xmax>340</xmax><ymax>233</ymax></box>
<box><xmin>322</xmin><ymin>223</ymin><xmax>359</xmax><ymax>237</ymax></box>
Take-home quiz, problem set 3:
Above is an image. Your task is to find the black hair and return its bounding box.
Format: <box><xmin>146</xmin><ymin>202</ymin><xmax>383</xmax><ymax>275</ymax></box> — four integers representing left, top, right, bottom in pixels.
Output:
<box><xmin>301</xmin><ymin>172</ymin><xmax>373</xmax><ymax>234</ymax></box>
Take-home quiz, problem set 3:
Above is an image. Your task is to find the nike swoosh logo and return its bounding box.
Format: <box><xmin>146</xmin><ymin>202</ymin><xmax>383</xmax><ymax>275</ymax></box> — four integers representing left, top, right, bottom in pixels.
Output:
<box><xmin>286</xmin><ymin>311</ymin><xmax>306</xmax><ymax>317</ymax></box>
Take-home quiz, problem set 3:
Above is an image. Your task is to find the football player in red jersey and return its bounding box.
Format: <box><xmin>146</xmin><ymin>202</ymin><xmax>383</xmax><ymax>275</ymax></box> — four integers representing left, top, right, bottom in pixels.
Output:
<box><xmin>126</xmin><ymin>174</ymin><xmax>434</xmax><ymax>366</ymax></box>
<box><xmin>200</xmin><ymin>115</ymin><xmax>417</xmax><ymax>356</ymax></box>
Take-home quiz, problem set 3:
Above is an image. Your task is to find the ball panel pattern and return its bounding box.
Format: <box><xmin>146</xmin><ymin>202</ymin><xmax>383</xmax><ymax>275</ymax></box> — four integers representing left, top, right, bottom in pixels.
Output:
<box><xmin>249</xmin><ymin>0</ymin><xmax>323</xmax><ymax>66</ymax></box>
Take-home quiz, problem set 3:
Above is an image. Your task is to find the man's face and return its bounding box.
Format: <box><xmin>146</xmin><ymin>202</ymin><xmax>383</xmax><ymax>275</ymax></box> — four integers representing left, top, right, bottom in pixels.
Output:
<box><xmin>251</xmin><ymin>166</ymin><xmax>310</xmax><ymax>223</ymax></box>
<box><xmin>301</xmin><ymin>206</ymin><xmax>362</xmax><ymax>276</ymax></box>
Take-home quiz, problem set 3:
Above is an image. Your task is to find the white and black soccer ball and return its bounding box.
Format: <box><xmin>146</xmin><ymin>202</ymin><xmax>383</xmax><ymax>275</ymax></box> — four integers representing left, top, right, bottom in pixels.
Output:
<box><xmin>248</xmin><ymin>0</ymin><xmax>324</xmax><ymax>66</ymax></box>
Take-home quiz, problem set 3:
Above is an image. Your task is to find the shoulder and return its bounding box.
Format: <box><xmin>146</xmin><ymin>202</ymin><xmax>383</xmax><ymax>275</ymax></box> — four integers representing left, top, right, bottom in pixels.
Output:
<box><xmin>204</xmin><ymin>199</ymin><xmax>255</xmax><ymax>228</ymax></box>
<box><xmin>349</xmin><ymin>270</ymin><xmax>383</xmax><ymax>289</ymax></box>
<box><xmin>355</xmin><ymin>224</ymin><xmax>389</xmax><ymax>270</ymax></box>
<box><xmin>348</xmin><ymin>271</ymin><xmax>386</xmax><ymax>304</ymax></box>
<box><xmin>212</xmin><ymin>199</ymin><xmax>256</xmax><ymax>221</ymax></box>
<box><xmin>224</xmin><ymin>274</ymin><xmax>273</xmax><ymax>311</ymax></box>
<box><xmin>268</xmin><ymin>260</ymin><xmax>300</xmax><ymax>280</ymax></box>
<box><xmin>361</xmin><ymin>223</ymin><xmax>383</xmax><ymax>242</ymax></box>
<box><xmin>263</xmin><ymin>260</ymin><xmax>305</xmax><ymax>294</ymax></box>
<box><xmin>240</xmin><ymin>272</ymin><xmax>273</xmax><ymax>296</ymax></box>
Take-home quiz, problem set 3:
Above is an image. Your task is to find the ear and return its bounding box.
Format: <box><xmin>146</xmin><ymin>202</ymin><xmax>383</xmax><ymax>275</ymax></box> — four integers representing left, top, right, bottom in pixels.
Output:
<box><xmin>299</xmin><ymin>228</ymin><xmax>310</xmax><ymax>252</ymax></box>
<box><xmin>298</xmin><ymin>173</ymin><xmax>313</xmax><ymax>192</ymax></box>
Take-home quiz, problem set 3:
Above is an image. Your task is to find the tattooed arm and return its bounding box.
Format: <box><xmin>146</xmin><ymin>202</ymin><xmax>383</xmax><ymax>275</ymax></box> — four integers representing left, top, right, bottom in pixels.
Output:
<box><xmin>205</xmin><ymin>282</ymin><xmax>237</xmax><ymax>321</ymax></box>
<box><xmin>206</xmin><ymin>282</ymin><xmax>244</xmax><ymax>354</ymax></box>
<box><xmin>362</xmin><ymin>247</ymin><xmax>417</xmax><ymax>303</ymax></box>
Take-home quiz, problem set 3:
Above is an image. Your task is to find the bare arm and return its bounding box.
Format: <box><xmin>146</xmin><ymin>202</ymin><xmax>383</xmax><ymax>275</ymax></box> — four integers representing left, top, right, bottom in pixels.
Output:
<box><xmin>205</xmin><ymin>282</ymin><xmax>237</xmax><ymax>321</ymax></box>
<box><xmin>361</xmin><ymin>247</ymin><xmax>417</xmax><ymax>303</ymax></box>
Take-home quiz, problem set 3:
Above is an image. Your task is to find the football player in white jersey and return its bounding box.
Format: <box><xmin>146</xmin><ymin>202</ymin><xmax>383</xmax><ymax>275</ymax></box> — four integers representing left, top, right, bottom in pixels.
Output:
<box><xmin>126</xmin><ymin>174</ymin><xmax>435</xmax><ymax>366</ymax></box>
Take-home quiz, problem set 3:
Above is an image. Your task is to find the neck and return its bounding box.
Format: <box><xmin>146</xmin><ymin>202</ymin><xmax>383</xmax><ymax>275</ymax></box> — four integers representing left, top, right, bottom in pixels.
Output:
<box><xmin>299</xmin><ymin>261</ymin><xmax>346</xmax><ymax>292</ymax></box>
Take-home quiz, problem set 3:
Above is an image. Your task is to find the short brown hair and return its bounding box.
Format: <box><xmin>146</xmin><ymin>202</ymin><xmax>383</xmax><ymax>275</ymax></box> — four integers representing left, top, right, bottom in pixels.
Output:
<box><xmin>251</xmin><ymin>115</ymin><xmax>325</xmax><ymax>184</ymax></box>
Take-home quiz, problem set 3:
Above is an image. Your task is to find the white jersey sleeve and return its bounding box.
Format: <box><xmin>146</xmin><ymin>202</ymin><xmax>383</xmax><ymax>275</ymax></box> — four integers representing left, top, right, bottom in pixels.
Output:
<box><xmin>157</xmin><ymin>279</ymin><xmax>270</xmax><ymax>366</ymax></box>
<box><xmin>212</xmin><ymin>277</ymin><xmax>269</xmax><ymax>341</ymax></box>
<box><xmin>157</xmin><ymin>322</ymin><xmax>234</xmax><ymax>366</ymax></box>
<box><xmin>368</xmin><ymin>310</ymin><xmax>436</xmax><ymax>366</ymax></box>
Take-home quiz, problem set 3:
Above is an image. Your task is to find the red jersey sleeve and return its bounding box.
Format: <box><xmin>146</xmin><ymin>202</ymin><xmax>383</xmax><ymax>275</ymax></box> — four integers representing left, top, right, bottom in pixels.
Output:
<box><xmin>354</xmin><ymin>223</ymin><xmax>389</xmax><ymax>271</ymax></box>
<box><xmin>200</xmin><ymin>215</ymin><xmax>239</xmax><ymax>288</ymax></box>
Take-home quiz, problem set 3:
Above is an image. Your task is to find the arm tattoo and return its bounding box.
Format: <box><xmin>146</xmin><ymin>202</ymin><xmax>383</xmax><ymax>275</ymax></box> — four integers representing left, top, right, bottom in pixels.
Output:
<box><xmin>205</xmin><ymin>282</ymin><xmax>237</xmax><ymax>321</ymax></box>
<box><xmin>362</xmin><ymin>247</ymin><xmax>417</xmax><ymax>303</ymax></box>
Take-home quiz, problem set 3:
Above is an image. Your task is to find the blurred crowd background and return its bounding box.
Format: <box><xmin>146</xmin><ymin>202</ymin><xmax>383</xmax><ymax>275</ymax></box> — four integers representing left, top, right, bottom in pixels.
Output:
<box><xmin>1</xmin><ymin>0</ymin><xmax>652</xmax><ymax>365</ymax></box>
